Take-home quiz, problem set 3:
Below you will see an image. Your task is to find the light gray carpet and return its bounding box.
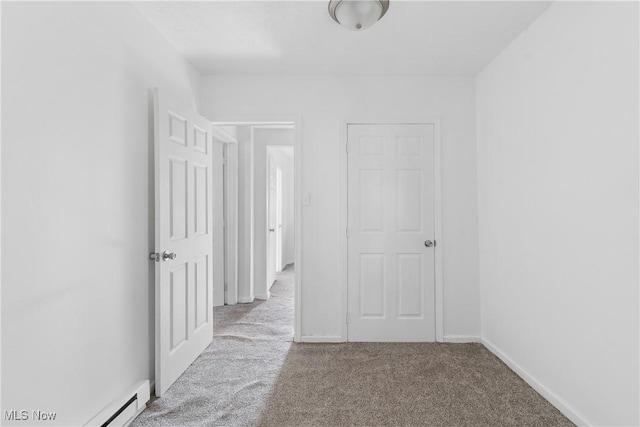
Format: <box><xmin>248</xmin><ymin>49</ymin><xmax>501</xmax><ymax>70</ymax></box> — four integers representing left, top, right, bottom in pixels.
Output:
<box><xmin>132</xmin><ymin>266</ymin><xmax>295</xmax><ymax>427</ymax></box>
<box><xmin>132</xmin><ymin>266</ymin><xmax>573</xmax><ymax>426</ymax></box>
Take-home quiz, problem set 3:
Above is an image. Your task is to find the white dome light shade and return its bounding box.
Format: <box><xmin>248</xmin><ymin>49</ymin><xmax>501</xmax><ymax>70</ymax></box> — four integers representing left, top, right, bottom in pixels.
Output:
<box><xmin>329</xmin><ymin>0</ymin><xmax>389</xmax><ymax>31</ymax></box>
<box><xmin>335</xmin><ymin>1</ymin><xmax>381</xmax><ymax>31</ymax></box>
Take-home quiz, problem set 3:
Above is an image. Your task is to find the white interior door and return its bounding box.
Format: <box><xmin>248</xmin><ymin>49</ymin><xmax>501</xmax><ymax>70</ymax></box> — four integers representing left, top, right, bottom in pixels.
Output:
<box><xmin>347</xmin><ymin>124</ymin><xmax>436</xmax><ymax>342</ymax></box>
<box><xmin>267</xmin><ymin>156</ymin><xmax>277</xmax><ymax>289</ymax></box>
<box><xmin>153</xmin><ymin>89</ymin><xmax>214</xmax><ymax>396</ymax></box>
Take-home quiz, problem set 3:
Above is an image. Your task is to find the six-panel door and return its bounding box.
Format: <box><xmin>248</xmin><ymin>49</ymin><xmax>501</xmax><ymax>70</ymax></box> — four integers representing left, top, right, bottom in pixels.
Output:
<box><xmin>347</xmin><ymin>124</ymin><xmax>436</xmax><ymax>342</ymax></box>
<box><xmin>154</xmin><ymin>89</ymin><xmax>214</xmax><ymax>396</ymax></box>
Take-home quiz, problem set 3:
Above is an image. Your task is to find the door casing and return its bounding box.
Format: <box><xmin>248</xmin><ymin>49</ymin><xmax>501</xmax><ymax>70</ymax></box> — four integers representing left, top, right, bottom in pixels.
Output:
<box><xmin>275</xmin><ymin>167</ymin><xmax>283</xmax><ymax>271</ymax></box>
<box><xmin>211</xmin><ymin>126</ymin><xmax>239</xmax><ymax>306</ymax></box>
<box><xmin>339</xmin><ymin>120</ymin><xmax>443</xmax><ymax>342</ymax></box>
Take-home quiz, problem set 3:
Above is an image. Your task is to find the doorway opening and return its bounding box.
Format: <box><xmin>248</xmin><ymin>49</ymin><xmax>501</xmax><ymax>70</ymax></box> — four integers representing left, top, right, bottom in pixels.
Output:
<box><xmin>266</xmin><ymin>145</ymin><xmax>294</xmax><ymax>292</ymax></box>
<box><xmin>211</xmin><ymin>121</ymin><xmax>300</xmax><ymax>341</ymax></box>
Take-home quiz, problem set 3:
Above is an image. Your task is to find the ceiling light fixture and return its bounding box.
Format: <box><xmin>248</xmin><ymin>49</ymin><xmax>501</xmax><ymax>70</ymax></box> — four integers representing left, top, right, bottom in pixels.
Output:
<box><xmin>328</xmin><ymin>0</ymin><xmax>389</xmax><ymax>31</ymax></box>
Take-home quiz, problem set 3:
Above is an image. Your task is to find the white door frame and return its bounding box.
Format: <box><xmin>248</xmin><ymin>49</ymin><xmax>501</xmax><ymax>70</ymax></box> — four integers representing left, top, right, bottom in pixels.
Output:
<box><xmin>211</xmin><ymin>140</ymin><xmax>225</xmax><ymax>308</ymax></box>
<box><xmin>339</xmin><ymin>120</ymin><xmax>444</xmax><ymax>342</ymax></box>
<box><xmin>212</xmin><ymin>116</ymin><xmax>302</xmax><ymax>343</ymax></box>
<box><xmin>212</xmin><ymin>126</ymin><xmax>238</xmax><ymax>305</ymax></box>
<box><xmin>275</xmin><ymin>166</ymin><xmax>283</xmax><ymax>271</ymax></box>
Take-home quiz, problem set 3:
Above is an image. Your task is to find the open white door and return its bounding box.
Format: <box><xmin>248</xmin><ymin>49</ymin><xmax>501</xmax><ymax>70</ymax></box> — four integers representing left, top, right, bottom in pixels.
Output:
<box><xmin>152</xmin><ymin>89</ymin><xmax>214</xmax><ymax>396</ymax></box>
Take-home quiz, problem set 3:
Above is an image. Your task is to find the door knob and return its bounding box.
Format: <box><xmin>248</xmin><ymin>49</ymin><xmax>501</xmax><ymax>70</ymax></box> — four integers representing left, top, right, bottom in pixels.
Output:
<box><xmin>162</xmin><ymin>251</ymin><xmax>177</xmax><ymax>261</ymax></box>
<box><xmin>424</xmin><ymin>240</ymin><xmax>435</xmax><ymax>248</ymax></box>
<box><xmin>269</xmin><ymin>228</ymin><xmax>275</xmax><ymax>232</ymax></box>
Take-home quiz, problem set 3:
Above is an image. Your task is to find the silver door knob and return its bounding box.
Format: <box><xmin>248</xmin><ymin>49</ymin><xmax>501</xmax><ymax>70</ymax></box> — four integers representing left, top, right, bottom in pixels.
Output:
<box><xmin>424</xmin><ymin>240</ymin><xmax>434</xmax><ymax>248</ymax></box>
<box><xmin>162</xmin><ymin>251</ymin><xmax>177</xmax><ymax>261</ymax></box>
<box><xmin>269</xmin><ymin>228</ymin><xmax>275</xmax><ymax>232</ymax></box>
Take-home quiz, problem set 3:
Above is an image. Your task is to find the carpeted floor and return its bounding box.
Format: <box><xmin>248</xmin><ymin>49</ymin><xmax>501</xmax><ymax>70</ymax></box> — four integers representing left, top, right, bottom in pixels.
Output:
<box><xmin>132</xmin><ymin>266</ymin><xmax>573</xmax><ymax>427</ymax></box>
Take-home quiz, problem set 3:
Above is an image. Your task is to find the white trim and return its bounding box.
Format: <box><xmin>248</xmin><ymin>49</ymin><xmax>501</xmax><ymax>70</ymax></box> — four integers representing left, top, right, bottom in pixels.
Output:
<box><xmin>433</xmin><ymin>120</ymin><xmax>444</xmax><ymax>342</ymax></box>
<box><xmin>482</xmin><ymin>338</ymin><xmax>590</xmax><ymax>427</ymax></box>
<box><xmin>222</xmin><ymin>141</ymin><xmax>239</xmax><ymax>306</ymax></box>
<box><xmin>212</xmin><ymin>126</ymin><xmax>239</xmax><ymax>306</ymax></box>
<box><xmin>254</xmin><ymin>292</ymin><xmax>270</xmax><ymax>301</ymax></box>
<box><xmin>212</xmin><ymin>126</ymin><xmax>238</xmax><ymax>144</ymax></box>
<box><xmin>212</xmin><ymin>116</ymin><xmax>302</xmax><ymax>343</ymax></box>
<box><xmin>339</xmin><ymin>122</ymin><xmax>349</xmax><ymax>342</ymax></box>
<box><xmin>300</xmin><ymin>335</ymin><xmax>344</xmax><ymax>343</ymax></box>
<box><xmin>293</xmin><ymin>119</ymin><xmax>303</xmax><ymax>342</ymax></box>
<box><xmin>444</xmin><ymin>335</ymin><xmax>481</xmax><ymax>343</ymax></box>
<box><xmin>237</xmin><ymin>296</ymin><xmax>254</xmax><ymax>304</ymax></box>
<box><xmin>340</xmin><ymin>120</ymin><xmax>444</xmax><ymax>343</ymax></box>
<box><xmin>86</xmin><ymin>380</ymin><xmax>150</xmax><ymax>427</ymax></box>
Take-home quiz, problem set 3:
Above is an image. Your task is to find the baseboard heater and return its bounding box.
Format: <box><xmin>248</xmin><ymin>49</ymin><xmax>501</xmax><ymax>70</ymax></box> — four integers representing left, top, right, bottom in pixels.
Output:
<box><xmin>86</xmin><ymin>380</ymin><xmax>150</xmax><ymax>427</ymax></box>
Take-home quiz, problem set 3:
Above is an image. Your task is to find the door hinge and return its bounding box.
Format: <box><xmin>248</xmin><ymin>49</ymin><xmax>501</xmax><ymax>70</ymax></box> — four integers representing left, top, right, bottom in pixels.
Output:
<box><xmin>346</xmin><ymin>227</ymin><xmax>349</xmax><ymax>238</ymax></box>
<box><xmin>346</xmin><ymin>141</ymin><xmax>349</xmax><ymax>153</ymax></box>
<box><xmin>346</xmin><ymin>313</ymin><xmax>350</xmax><ymax>324</ymax></box>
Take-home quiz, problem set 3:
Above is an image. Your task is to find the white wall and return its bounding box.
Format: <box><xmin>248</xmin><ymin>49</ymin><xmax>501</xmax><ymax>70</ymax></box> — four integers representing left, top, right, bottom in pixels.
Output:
<box><xmin>476</xmin><ymin>2</ymin><xmax>639</xmax><ymax>426</ymax></box>
<box><xmin>2</xmin><ymin>2</ymin><xmax>202</xmax><ymax>425</ymax></box>
<box><xmin>201</xmin><ymin>76</ymin><xmax>480</xmax><ymax>340</ymax></box>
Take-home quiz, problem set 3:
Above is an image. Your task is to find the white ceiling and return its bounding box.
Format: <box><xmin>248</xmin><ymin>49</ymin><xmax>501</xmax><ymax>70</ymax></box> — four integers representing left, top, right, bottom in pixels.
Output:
<box><xmin>136</xmin><ymin>1</ymin><xmax>552</xmax><ymax>76</ymax></box>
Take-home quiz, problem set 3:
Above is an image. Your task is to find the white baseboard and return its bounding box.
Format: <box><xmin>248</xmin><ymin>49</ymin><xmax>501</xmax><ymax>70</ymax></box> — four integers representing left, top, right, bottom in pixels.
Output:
<box><xmin>481</xmin><ymin>338</ymin><xmax>589</xmax><ymax>427</ymax></box>
<box><xmin>254</xmin><ymin>292</ymin><xmax>270</xmax><ymax>301</ymax></box>
<box><xmin>237</xmin><ymin>296</ymin><xmax>254</xmax><ymax>304</ymax></box>
<box><xmin>299</xmin><ymin>335</ymin><xmax>344</xmax><ymax>343</ymax></box>
<box><xmin>86</xmin><ymin>380</ymin><xmax>150</xmax><ymax>427</ymax></box>
<box><xmin>444</xmin><ymin>335</ymin><xmax>481</xmax><ymax>343</ymax></box>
